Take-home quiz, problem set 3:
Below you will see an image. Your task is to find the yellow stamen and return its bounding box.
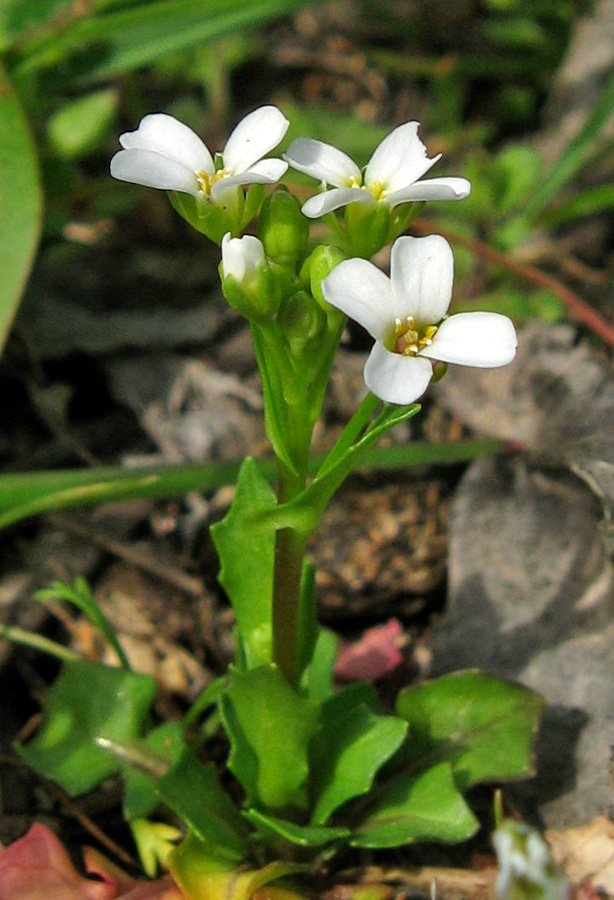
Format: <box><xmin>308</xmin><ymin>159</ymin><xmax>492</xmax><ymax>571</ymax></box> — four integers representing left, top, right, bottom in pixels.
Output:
<box><xmin>393</xmin><ymin>317</ymin><xmax>439</xmax><ymax>356</ymax></box>
<box><xmin>196</xmin><ymin>167</ymin><xmax>231</xmax><ymax>195</ymax></box>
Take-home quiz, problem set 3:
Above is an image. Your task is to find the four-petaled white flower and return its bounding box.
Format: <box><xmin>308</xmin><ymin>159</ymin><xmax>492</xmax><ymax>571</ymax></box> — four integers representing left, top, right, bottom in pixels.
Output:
<box><xmin>110</xmin><ymin>106</ymin><xmax>289</xmax><ymax>201</ymax></box>
<box><xmin>284</xmin><ymin>122</ymin><xmax>471</xmax><ymax>218</ymax></box>
<box><xmin>321</xmin><ymin>234</ymin><xmax>517</xmax><ymax>405</ymax></box>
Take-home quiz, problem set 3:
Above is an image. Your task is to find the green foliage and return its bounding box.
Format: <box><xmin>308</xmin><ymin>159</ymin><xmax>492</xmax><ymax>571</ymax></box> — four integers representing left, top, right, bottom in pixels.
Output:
<box><xmin>395</xmin><ymin>670</ymin><xmax>544</xmax><ymax>789</ymax></box>
<box><xmin>308</xmin><ymin>684</ymin><xmax>407</xmax><ymax>826</ymax></box>
<box><xmin>350</xmin><ymin>762</ymin><xmax>478</xmax><ymax>848</ymax></box>
<box><xmin>36</xmin><ymin>576</ymin><xmax>131</xmax><ymax>670</ymax></box>
<box><xmin>220</xmin><ymin>664</ymin><xmax>320</xmax><ymax>811</ymax></box>
<box><xmin>16</xmin><ymin>659</ymin><xmax>156</xmax><ymax>795</ymax></box>
<box><xmin>211</xmin><ymin>458</ymin><xmax>277</xmax><ymax>669</ymax></box>
<box><xmin>0</xmin><ymin>59</ymin><xmax>41</xmax><ymax>357</ymax></box>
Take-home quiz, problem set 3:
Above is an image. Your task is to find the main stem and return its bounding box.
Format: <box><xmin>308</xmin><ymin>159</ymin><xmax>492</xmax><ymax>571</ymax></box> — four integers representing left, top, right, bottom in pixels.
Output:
<box><xmin>272</xmin><ymin>423</ymin><xmax>309</xmax><ymax>689</ymax></box>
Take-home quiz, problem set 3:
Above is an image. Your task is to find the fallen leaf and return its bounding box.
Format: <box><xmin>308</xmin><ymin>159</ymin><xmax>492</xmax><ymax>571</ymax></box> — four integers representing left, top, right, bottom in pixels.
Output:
<box><xmin>547</xmin><ymin>817</ymin><xmax>614</xmax><ymax>896</ymax></box>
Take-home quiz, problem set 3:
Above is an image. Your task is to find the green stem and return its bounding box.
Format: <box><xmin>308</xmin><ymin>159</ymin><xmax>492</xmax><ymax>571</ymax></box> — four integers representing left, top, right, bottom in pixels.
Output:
<box><xmin>272</xmin><ymin>403</ymin><xmax>310</xmax><ymax>688</ymax></box>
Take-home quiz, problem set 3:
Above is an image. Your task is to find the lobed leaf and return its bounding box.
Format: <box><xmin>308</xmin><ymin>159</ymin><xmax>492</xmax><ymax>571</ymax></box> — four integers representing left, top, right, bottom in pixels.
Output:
<box><xmin>309</xmin><ymin>684</ymin><xmax>408</xmax><ymax>826</ymax></box>
<box><xmin>220</xmin><ymin>664</ymin><xmax>320</xmax><ymax>811</ymax></box>
<box><xmin>17</xmin><ymin>659</ymin><xmax>156</xmax><ymax>795</ymax></box>
<box><xmin>395</xmin><ymin>670</ymin><xmax>544</xmax><ymax>790</ymax></box>
<box><xmin>350</xmin><ymin>762</ymin><xmax>478</xmax><ymax>848</ymax></box>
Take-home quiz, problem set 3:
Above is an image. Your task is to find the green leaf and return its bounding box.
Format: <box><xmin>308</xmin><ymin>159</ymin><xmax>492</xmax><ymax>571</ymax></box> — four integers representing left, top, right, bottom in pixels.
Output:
<box><xmin>309</xmin><ymin>684</ymin><xmax>408</xmax><ymax>826</ymax></box>
<box><xmin>17</xmin><ymin>659</ymin><xmax>156</xmax><ymax>795</ymax></box>
<box><xmin>395</xmin><ymin>670</ymin><xmax>544</xmax><ymax>790</ymax></box>
<box><xmin>0</xmin><ymin>60</ymin><xmax>42</xmax><ymax>356</ymax></box>
<box><xmin>220</xmin><ymin>665</ymin><xmax>320</xmax><ymax>811</ymax></box>
<box><xmin>302</xmin><ymin>628</ymin><xmax>339</xmax><ymax>701</ymax></box>
<box><xmin>350</xmin><ymin>762</ymin><xmax>478</xmax><ymax>848</ymax></box>
<box><xmin>156</xmin><ymin>747</ymin><xmax>248</xmax><ymax>860</ymax></box>
<box><xmin>123</xmin><ymin>721</ymin><xmax>185</xmax><ymax>820</ymax></box>
<box><xmin>211</xmin><ymin>458</ymin><xmax>277</xmax><ymax>669</ymax></box>
<box><xmin>243</xmin><ymin>808</ymin><xmax>350</xmax><ymax>849</ymax></box>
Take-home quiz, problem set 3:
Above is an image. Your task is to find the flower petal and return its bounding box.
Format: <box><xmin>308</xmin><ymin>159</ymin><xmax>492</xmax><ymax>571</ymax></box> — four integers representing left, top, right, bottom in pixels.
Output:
<box><xmin>385</xmin><ymin>176</ymin><xmax>471</xmax><ymax>206</ymax></box>
<box><xmin>321</xmin><ymin>258</ymin><xmax>393</xmax><ymax>340</ymax></box>
<box><xmin>390</xmin><ymin>234</ymin><xmax>453</xmax><ymax>325</ymax></box>
<box><xmin>302</xmin><ymin>187</ymin><xmax>372</xmax><ymax>217</ymax></box>
<box><xmin>364</xmin><ymin>122</ymin><xmax>439</xmax><ymax>195</ymax></box>
<box><xmin>221</xmin><ymin>232</ymin><xmax>265</xmax><ymax>281</ymax></box>
<box><xmin>110</xmin><ymin>149</ymin><xmax>200</xmax><ymax>195</ymax></box>
<box><xmin>209</xmin><ymin>160</ymin><xmax>288</xmax><ymax>200</ymax></box>
<box><xmin>118</xmin><ymin>113</ymin><xmax>213</xmax><ymax>173</ymax></box>
<box><xmin>284</xmin><ymin>138</ymin><xmax>361</xmax><ymax>187</ymax></box>
<box><xmin>222</xmin><ymin>106</ymin><xmax>289</xmax><ymax>174</ymax></box>
<box><xmin>420</xmin><ymin>311</ymin><xmax>518</xmax><ymax>367</ymax></box>
<box><xmin>364</xmin><ymin>342</ymin><xmax>433</xmax><ymax>404</ymax></box>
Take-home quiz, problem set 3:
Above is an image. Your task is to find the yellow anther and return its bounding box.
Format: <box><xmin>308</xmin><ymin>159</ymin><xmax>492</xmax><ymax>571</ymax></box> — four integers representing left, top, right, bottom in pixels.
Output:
<box><xmin>196</xmin><ymin>167</ymin><xmax>231</xmax><ymax>195</ymax></box>
<box><xmin>393</xmin><ymin>318</ymin><xmax>439</xmax><ymax>356</ymax></box>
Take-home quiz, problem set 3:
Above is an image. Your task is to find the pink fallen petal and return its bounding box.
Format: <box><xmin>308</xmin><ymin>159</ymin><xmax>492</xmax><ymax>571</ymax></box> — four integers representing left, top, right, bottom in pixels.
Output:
<box><xmin>334</xmin><ymin>619</ymin><xmax>405</xmax><ymax>683</ymax></box>
<box><xmin>0</xmin><ymin>823</ymin><xmax>117</xmax><ymax>900</ymax></box>
<box><xmin>85</xmin><ymin>851</ymin><xmax>182</xmax><ymax>900</ymax></box>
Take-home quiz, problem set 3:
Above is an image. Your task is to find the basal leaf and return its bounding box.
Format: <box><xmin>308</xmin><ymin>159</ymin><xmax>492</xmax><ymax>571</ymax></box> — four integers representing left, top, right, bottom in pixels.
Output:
<box><xmin>243</xmin><ymin>808</ymin><xmax>350</xmax><ymax>849</ymax></box>
<box><xmin>0</xmin><ymin>60</ymin><xmax>42</xmax><ymax>356</ymax></box>
<box><xmin>395</xmin><ymin>670</ymin><xmax>544</xmax><ymax>790</ymax></box>
<box><xmin>350</xmin><ymin>762</ymin><xmax>478</xmax><ymax>848</ymax></box>
<box><xmin>211</xmin><ymin>458</ymin><xmax>277</xmax><ymax>669</ymax></box>
<box><xmin>17</xmin><ymin>659</ymin><xmax>156</xmax><ymax>795</ymax></box>
<box><xmin>220</xmin><ymin>665</ymin><xmax>320</xmax><ymax>811</ymax></box>
<box><xmin>122</xmin><ymin>720</ymin><xmax>185</xmax><ymax>820</ymax></box>
<box><xmin>156</xmin><ymin>747</ymin><xmax>248</xmax><ymax>860</ymax></box>
<box><xmin>309</xmin><ymin>684</ymin><xmax>407</xmax><ymax>826</ymax></box>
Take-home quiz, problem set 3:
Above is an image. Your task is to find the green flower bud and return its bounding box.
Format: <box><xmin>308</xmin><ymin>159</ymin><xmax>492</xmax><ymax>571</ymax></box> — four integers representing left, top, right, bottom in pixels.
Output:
<box><xmin>257</xmin><ymin>186</ymin><xmax>310</xmax><ymax>268</ymax></box>
<box><xmin>279</xmin><ymin>290</ymin><xmax>327</xmax><ymax>361</ymax></box>
<box><xmin>300</xmin><ymin>244</ymin><xmax>347</xmax><ymax>310</ymax></box>
<box><xmin>220</xmin><ymin>233</ymin><xmax>280</xmax><ymax>321</ymax></box>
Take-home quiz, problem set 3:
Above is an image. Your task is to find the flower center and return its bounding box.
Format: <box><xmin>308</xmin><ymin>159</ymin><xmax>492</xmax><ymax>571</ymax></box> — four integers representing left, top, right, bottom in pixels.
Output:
<box><xmin>346</xmin><ymin>174</ymin><xmax>388</xmax><ymax>201</ymax></box>
<box><xmin>393</xmin><ymin>317</ymin><xmax>438</xmax><ymax>356</ymax></box>
<box><xmin>196</xmin><ymin>167</ymin><xmax>231</xmax><ymax>195</ymax></box>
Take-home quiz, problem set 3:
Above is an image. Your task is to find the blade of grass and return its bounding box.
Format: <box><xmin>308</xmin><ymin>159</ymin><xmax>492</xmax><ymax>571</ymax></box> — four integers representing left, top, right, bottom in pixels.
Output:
<box><xmin>13</xmin><ymin>0</ymin><xmax>324</xmax><ymax>83</ymax></box>
<box><xmin>0</xmin><ymin>438</ymin><xmax>501</xmax><ymax>532</ymax></box>
<box><xmin>524</xmin><ymin>67</ymin><xmax>614</xmax><ymax>219</ymax></box>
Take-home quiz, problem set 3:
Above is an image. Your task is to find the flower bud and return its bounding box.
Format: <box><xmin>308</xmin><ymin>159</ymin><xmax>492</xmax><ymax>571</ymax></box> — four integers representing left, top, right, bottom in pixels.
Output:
<box><xmin>220</xmin><ymin>233</ymin><xmax>280</xmax><ymax>321</ymax></box>
<box><xmin>257</xmin><ymin>186</ymin><xmax>309</xmax><ymax>268</ymax></box>
<box><xmin>279</xmin><ymin>290</ymin><xmax>326</xmax><ymax>361</ymax></box>
<box><xmin>300</xmin><ymin>244</ymin><xmax>347</xmax><ymax>311</ymax></box>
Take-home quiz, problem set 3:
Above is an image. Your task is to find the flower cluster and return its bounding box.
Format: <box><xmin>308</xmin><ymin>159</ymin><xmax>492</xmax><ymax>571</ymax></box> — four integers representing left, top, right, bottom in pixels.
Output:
<box><xmin>111</xmin><ymin>105</ymin><xmax>517</xmax><ymax>406</ymax></box>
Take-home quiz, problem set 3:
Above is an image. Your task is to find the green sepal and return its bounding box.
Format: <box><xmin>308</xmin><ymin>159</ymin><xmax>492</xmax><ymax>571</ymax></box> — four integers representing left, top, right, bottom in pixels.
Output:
<box><xmin>169</xmin><ymin>191</ymin><xmax>235</xmax><ymax>243</ymax></box>
<box><xmin>16</xmin><ymin>659</ymin><xmax>156</xmax><ymax>796</ymax></box>
<box><xmin>219</xmin><ymin>664</ymin><xmax>320</xmax><ymax>811</ymax></box>
<box><xmin>350</xmin><ymin>761</ymin><xmax>479</xmax><ymax>848</ymax></box>
<box><xmin>155</xmin><ymin>747</ymin><xmax>249</xmax><ymax>860</ymax></box>
<box><xmin>309</xmin><ymin>684</ymin><xmax>407</xmax><ymax>826</ymax></box>
<box><xmin>344</xmin><ymin>202</ymin><xmax>391</xmax><ymax>258</ymax></box>
<box><xmin>395</xmin><ymin>670</ymin><xmax>544</xmax><ymax>790</ymax></box>
<box><xmin>211</xmin><ymin>457</ymin><xmax>276</xmax><ymax>669</ymax></box>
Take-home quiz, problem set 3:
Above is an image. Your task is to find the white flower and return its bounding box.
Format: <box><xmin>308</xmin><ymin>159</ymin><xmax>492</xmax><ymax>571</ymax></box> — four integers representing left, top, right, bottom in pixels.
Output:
<box><xmin>321</xmin><ymin>234</ymin><xmax>517</xmax><ymax>405</ymax></box>
<box><xmin>221</xmin><ymin>232</ymin><xmax>265</xmax><ymax>284</ymax></box>
<box><xmin>284</xmin><ymin>122</ymin><xmax>470</xmax><ymax>218</ymax></box>
<box><xmin>110</xmin><ymin>106</ymin><xmax>289</xmax><ymax>201</ymax></box>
